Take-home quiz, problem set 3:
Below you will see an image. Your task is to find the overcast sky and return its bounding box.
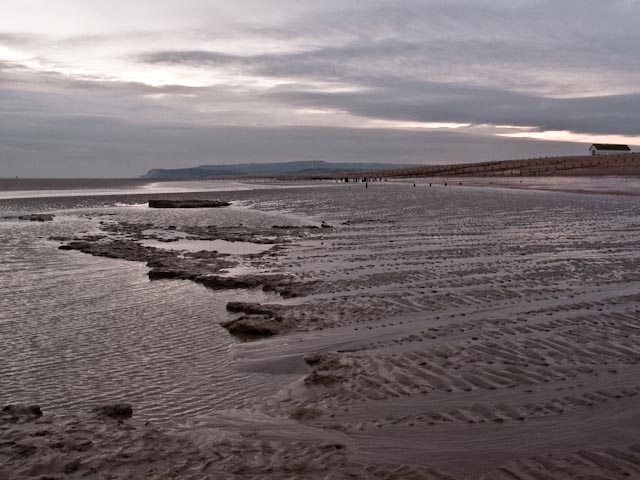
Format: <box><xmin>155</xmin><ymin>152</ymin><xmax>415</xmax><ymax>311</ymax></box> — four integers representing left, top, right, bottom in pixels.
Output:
<box><xmin>1</xmin><ymin>0</ymin><xmax>639</xmax><ymax>177</ymax></box>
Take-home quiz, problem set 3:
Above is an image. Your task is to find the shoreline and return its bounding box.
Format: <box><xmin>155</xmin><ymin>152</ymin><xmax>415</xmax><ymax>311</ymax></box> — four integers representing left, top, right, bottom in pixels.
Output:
<box><xmin>392</xmin><ymin>175</ymin><xmax>640</xmax><ymax>196</ymax></box>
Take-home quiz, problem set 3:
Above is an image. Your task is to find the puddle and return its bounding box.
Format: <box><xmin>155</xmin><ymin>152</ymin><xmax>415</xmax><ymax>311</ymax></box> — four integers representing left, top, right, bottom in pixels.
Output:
<box><xmin>142</xmin><ymin>238</ymin><xmax>274</xmax><ymax>255</ymax></box>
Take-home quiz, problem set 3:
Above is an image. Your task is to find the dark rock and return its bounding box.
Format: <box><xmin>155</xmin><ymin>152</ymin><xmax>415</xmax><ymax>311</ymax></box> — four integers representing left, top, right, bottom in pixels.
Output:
<box><xmin>195</xmin><ymin>275</ymin><xmax>261</xmax><ymax>290</ymax></box>
<box><xmin>279</xmin><ymin>289</ymin><xmax>299</xmax><ymax>298</ymax></box>
<box><xmin>319</xmin><ymin>443</ymin><xmax>346</xmax><ymax>451</ymax></box>
<box><xmin>59</xmin><ymin>240</ymin><xmax>156</xmax><ymax>263</ymax></box>
<box><xmin>18</xmin><ymin>214</ymin><xmax>55</xmax><ymax>222</ymax></box>
<box><xmin>1</xmin><ymin>405</ymin><xmax>43</xmax><ymax>422</ymax></box>
<box><xmin>221</xmin><ymin>315</ymin><xmax>283</xmax><ymax>338</ymax></box>
<box><xmin>185</xmin><ymin>250</ymin><xmax>224</xmax><ymax>259</ymax></box>
<box><xmin>64</xmin><ymin>459</ymin><xmax>82</xmax><ymax>474</ymax></box>
<box><xmin>70</xmin><ymin>440</ymin><xmax>93</xmax><ymax>452</ymax></box>
<box><xmin>91</xmin><ymin>404</ymin><xmax>133</xmax><ymax>419</ymax></box>
<box><xmin>271</xmin><ymin>225</ymin><xmax>301</xmax><ymax>229</ymax></box>
<box><xmin>304</xmin><ymin>372</ymin><xmax>343</xmax><ymax>387</ymax></box>
<box><xmin>148</xmin><ymin>199</ymin><xmax>231</xmax><ymax>209</ymax></box>
<box><xmin>303</xmin><ymin>353</ymin><xmax>343</xmax><ymax>370</ymax></box>
<box><xmin>226</xmin><ymin>301</ymin><xmax>277</xmax><ymax>315</ymax></box>
<box><xmin>147</xmin><ymin>269</ymin><xmax>195</xmax><ymax>281</ymax></box>
<box><xmin>289</xmin><ymin>407</ymin><xmax>323</xmax><ymax>421</ymax></box>
<box><xmin>195</xmin><ymin>274</ymin><xmax>298</xmax><ymax>296</ymax></box>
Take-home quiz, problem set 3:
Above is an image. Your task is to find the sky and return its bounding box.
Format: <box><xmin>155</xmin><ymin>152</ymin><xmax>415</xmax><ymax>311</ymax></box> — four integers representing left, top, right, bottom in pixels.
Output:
<box><xmin>1</xmin><ymin>0</ymin><xmax>639</xmax><ymax>177</ymax></box>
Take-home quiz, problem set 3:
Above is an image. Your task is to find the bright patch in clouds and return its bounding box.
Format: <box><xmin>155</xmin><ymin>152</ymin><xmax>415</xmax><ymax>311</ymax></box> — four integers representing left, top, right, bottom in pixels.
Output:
<box><xmin>369</xmin><ymin>120</ymin><xmax>472</xmax><ymax>130</ymax></box>
<box><xmin>499</xmin><ymin>130</ymin><xmax>640</xmax><ymax>146</ymax></box>
<box><xmin>0</xmin><ymin>46</ymin><xmax>32</xmax><ymax>62</ymax></box>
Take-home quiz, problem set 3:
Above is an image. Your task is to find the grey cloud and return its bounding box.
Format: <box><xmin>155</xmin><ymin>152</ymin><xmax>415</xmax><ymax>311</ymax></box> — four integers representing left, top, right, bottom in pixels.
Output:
<box><xmin>140</xmin><ymin>41</ymin><xmax>640</xmax><ymax>136</ymax></box>
<box><xmin>140</xmin><ymin>50</ymin><xmax>244</xmax><ymax>67</ymax></box>
<box><xmin>267</xmin><ymin>81</ymin><xmax>640</xmax><ymax>136</ymax></box>
<box><xmin>138</xmin><ymin>0</ymin><xmax>640</xmax><ymax>78</ymax></box>
<box><xmin>0</xmin><ymin>32</ymin><xmax>44</xmax><ymax>46</ymax></box>
<box><xmin>0</xmin><ymin>112</ymin><xmax>587</xmax><ymax>178</ymax></box>
<box><xmin>3</xmin><ymin>0</ymin><xmax>640</xmax><ymax>177</ymax></box>
<box><xmin>136</xmin><ymin>0</ymin><xmax>640</xmax><ymax>137</ymax></box>
<box><xmin>139</xmin><ymin>33</ymin><xmax>640</xmax><ymax>82</ymax></box>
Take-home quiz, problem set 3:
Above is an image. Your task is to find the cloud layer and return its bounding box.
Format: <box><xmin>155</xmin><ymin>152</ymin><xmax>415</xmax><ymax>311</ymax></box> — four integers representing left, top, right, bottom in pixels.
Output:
<box><xmin>1</xmin><ymin>0</ymin><xmax>639</xmax><ymax>176</ymax></box>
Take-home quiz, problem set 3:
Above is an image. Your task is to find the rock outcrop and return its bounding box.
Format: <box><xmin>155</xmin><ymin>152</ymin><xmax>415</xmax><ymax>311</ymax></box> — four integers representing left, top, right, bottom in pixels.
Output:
<box><xmin>226</xmin><ymin>301</ymin><xmax>280</xmax><ymax>316</ymax></box>
<box><xmin>91</xmin><ymin>404</ymin><xmax>133</xmax><ymax>420</ymax></box>
<box><xmin>221</xmin><ymin>315</ymin><xmax>285</xmax><ymax>338</ymax></box>
<box><xmin>1</xmin><ymin>405</ymin><xmax>43</xmax><ymax>423</ymax></box>
<box><xmin>59</xmin><ymin>239</ymin><xmax>157</xmax><ymax>262</ymax></box>
<box><xmin>148</xmin><ymin>199</ymin><xmax>231</xmax><ymax>208</ymax></box>
<box><xmin>4</xmin><ymin>214</ymin><xmax>55</xmax><ymax>222</ymax></box>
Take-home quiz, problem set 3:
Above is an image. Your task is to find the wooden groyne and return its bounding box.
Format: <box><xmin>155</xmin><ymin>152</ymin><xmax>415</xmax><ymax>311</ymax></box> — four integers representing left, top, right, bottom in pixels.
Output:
<box><xmin>201</xmin><ymin>153</ymin><xmax>640</xmax><ymax>182</ymax></box>
<box><xmin>370</xmin><ymin>152</ymin><xmax>640</xmax><ymax>179</ymax></box>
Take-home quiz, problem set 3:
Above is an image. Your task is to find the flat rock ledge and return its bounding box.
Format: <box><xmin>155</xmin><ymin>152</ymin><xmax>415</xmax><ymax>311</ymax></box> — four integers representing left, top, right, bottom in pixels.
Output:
<box><xmin>226</xmin><ymin>301</ymin><xmax>282</xmax><ymax>316</ymax></box>
<box><xmin>222</xmin><ymin>301</ymin><xmax>293</xmax><ymax>339</ymax></box>
<box><xmin>1</xmin><ymin>214</ymin><xmax>55</xmax><ymax>222</ymax></box>
<box><xmin>1</xmin><ymin>405</ymin><xmax>43</xmax><ymax>423</ymax></box>
<box><xmin>56</xmin><ymin>238</ymin><xmax>308</xmax><ymax>301</ymax></box>
<box><xmin>198</xmin><ymin>274</ymin><xmax>308</xmax><ymax>298</ymax></box>
<box><xmin>20</xmin><ymin>214</ymin><xmax>55</xmax><ymax>222</ymax></box>
<box><xmin>221</xmin><ymin>314</ymin><xmax>289</xmax><ymax>339</ymax></box>
<box><xmin>148</xmin><ymin>199</ymin><xmax>231</xmax><ymax>208</ymax></box>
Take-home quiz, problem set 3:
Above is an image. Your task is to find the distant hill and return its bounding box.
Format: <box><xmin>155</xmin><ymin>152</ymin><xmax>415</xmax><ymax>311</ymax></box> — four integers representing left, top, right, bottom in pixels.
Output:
<box><xmin>142</xmin><ymin>161</ymin><xmax>423</xmax><ymax>179</ymax></box>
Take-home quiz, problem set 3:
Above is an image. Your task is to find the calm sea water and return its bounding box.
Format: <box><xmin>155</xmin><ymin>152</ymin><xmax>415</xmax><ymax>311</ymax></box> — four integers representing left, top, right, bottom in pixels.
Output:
<box><xmin>0</xmin><ymin>178</ymin><xmax>278</xmax><ymax>199</ymax></box>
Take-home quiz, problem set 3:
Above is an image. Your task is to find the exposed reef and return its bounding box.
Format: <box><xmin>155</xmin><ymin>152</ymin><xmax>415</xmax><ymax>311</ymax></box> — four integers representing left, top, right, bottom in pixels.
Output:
<box><xmin>54</xmin><ymin>218</ymin><xmax>325</xmax><ymax>340</ymax></box>
<box><xmin>148</xmin><ymin>199</ymin><xmax>231</xmax><ymax>208</ymax></box>
<box><xmin>91</xmin><ymin>404</ymin><xmax>133</xmax><ymax>420</ymax></box>
<box><xmin>221</xmin><ymin>315</ymin><xmax>287</xmax><ymax>338</ymax></box>
<box><xmin>2</xmin><ymin>214</ymin><xmax>55</xmax><ymax>222</ymax></box>
<box><xmin>222</xmin><ymin>301</ymin><xmax>290</xmax><ymax>339</ymax></box>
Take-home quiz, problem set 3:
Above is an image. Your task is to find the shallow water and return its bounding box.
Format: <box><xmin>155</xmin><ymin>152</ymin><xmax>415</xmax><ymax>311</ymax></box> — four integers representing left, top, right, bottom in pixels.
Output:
<box><xmin>142</xmin><ymin>238</ymin><xmax>274</xmax><ymax>254</ymax></box>
<box><xmin>0</xmin><ymin>179</ymin><xmax>271</xmax><ymax>200</ymax></box>
<box><xmin>0</xmin><ymin>218</ymin><xmax>287</xmax><ymax>422</ymax></box>
<box><xmin>0</xmin><ymin>183</ymin><xmax>310</xmax><ymax>422</ymax></box>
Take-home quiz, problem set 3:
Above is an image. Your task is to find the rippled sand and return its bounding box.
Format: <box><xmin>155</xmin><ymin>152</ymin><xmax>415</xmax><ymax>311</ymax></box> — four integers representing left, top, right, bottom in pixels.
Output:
<box><xmin>3</xmin><ymin>181</ymin><xmax>640</xmax><ymax>479</ymax></box>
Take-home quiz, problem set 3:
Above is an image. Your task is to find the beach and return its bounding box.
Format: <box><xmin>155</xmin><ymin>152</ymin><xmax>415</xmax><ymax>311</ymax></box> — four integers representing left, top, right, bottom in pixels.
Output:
<box><xmin>2</xmin><ymin>179</ymin><xmax>640</xmax><ymax>479</ymax></box>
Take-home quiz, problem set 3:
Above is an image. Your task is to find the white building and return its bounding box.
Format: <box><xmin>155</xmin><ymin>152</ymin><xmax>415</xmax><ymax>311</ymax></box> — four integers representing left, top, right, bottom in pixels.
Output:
<box><xmin>589</xmin><ymin>144</ymin><xmax>631</xmax><ymax>155</ymax></box>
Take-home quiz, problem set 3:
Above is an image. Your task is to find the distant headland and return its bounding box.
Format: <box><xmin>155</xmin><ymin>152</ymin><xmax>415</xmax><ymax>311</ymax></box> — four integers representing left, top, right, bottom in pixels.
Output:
<box><xmin>142</xmin><ymin>151</ymin><xmax>639</xmax><ymax>180</ymax></box>
<box><xmin>141</xmin><ymin>161</ymin><xmax>421</xmax><ymax>179</ymax></box>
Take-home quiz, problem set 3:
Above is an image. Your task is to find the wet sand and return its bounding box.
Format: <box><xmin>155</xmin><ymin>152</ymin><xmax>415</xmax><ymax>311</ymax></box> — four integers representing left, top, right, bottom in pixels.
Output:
<box><xmin>409</xmin><ymin>176</ymin><xmax>640</xmax><ymax>197</ymax></box>
<box><xmin>3</xmin><ymin>181</ymin><xmax>640</xmax><ymax>479</ymax></box>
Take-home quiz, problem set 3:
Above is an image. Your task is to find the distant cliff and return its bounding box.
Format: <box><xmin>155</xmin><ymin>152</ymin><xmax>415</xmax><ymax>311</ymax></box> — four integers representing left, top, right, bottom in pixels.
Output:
<box><xmin>142</xmin><ymin>161</ymin><xmax>422</xmax><ymax>179</ymax></box>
